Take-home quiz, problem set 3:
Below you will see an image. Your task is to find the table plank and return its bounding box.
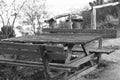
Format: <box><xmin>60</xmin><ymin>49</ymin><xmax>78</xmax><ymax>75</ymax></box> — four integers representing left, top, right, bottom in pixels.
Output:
<box><xmin>42</xmin><ymin>28</ymin><xmax>117</xmax><ymax>38</ymax></box>
<box><xmin>2</xmin><ymin>34</ymin><xmax>101</xmax><ymax>44</ymax></box>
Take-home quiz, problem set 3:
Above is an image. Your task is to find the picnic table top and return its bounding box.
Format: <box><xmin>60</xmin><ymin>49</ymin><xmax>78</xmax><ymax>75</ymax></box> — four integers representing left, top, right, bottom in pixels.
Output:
<box><xmin>2</xmin><ymin>34</ymin><xmax>101</xmax><ymax>44</ymax></box>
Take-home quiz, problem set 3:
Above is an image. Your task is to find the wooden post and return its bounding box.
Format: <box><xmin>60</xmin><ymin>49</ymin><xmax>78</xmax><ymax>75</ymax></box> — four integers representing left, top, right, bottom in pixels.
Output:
<box><xmin>91</xmin><ymin>9</ymin><xmax>93</xmax><ymax>29</ymax></box>
<box><xmin>91</xmin><ymin>7</ymin><xmax>96</xmax><ymax>29</ymax></box>
<box><xmin>68</xmin><ymin>14</ymin><xmax>73</xmax><ymax>29</ymax></box>
<box><xmin>93</xmin><ymin>8</ymin><xmax>96</xmax><ymax>29</ymax></box>
<box><xmin>91</xmin><ymin>2</ymin><xmax>120</xmax><ymax>30</ymax></box>
<box><xmin>94</xmin><ymin>2</ymin><xmax>119</xmax><ymax>9</ymax></box>
<box><xmin>117</xmin><ymin>3</ymin><xmax>120</xmax><ymax>29</ymax></box>
<box><xmin>40</xmin><ymin>46</ymin><xmax>50</xmax><ymax>80</ymax></box>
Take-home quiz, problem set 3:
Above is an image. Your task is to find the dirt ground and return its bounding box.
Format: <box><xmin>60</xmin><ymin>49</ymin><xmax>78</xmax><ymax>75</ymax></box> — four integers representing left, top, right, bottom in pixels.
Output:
<box><xmin>80</xmin><ymin>38</ymin><xmax>120</xmax><ymax>80</ymax></box>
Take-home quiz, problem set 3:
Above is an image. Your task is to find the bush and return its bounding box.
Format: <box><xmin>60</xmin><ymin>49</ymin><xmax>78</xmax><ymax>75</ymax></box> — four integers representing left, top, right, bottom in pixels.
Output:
<box><xmin>81</xmin><ymin>5</ymin><xmax>118</xmax><ymax>29</ymax></box>
<box><xmin>1</xmin><ymin>26</ymin><xmax>15</xmax><ymax>38</ymax></box>
<box><xmin>81</xmin><ymin>10</ymin><xmax>91</xmax><ymax>29</ymax></box>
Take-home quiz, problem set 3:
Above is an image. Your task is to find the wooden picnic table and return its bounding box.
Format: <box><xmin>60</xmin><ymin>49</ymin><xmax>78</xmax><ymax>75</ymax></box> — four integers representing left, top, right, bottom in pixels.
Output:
<box><xmin>1</xmin><ymin>34</ymin><xmax>103</xmax><ymax>80</ymax></box>
<box><xmin>2</xmin><ymin>34</ymin><xmax>101</xmax><ymax>44</ymax></box>
<box><xmin>2</xmin><ymin>33</ymin><xmax>102</xmax><ymax>63</ymax></box>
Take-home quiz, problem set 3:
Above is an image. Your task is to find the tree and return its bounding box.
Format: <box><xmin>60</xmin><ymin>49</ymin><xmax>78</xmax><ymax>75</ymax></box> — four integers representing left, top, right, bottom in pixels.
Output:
<box><xmin>0</xmin><ymin>0</ymin><xmax>27</xmax><ymax>38</ymax></box>
<box><xmin>20</xmin><ymin>0</ymin><xmax>48</xmax><ymax>35</ymax></box>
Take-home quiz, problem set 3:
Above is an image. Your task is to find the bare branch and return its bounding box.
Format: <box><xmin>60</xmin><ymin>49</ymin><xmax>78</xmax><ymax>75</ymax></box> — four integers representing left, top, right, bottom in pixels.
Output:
<box><xmin>5</xmin><ymin>0</ymin><xmax>16</xmax><ymax>21</ymax></box>
<box><xmin>25</xmin><ymin>11</ymin><xmax>33</xmax><ymax>23</ymax></box>
<box><xmin>17</xmin><ymin>0</ymin><xmax>27</xmax><ymax>14</ymax></box>
<box><xmin>8</xmin><ymin>0</ymin><xmax>16</xmax><ymax>11</ymax></box>
<box><xmin>26</xmin><ymin>4</ymin><xmax>34</xmax><ymax>11</ymax></box>
<box><xmin>7</xmin><ymin>17</ymin><xmax>10</xmax><ymax>26</ymax></box>
<box><xmin>12</xmin><ymin>13</ymin><xmax>17</xmax><ymax>27</ymax></box>
<box><xmin>21</xmin><ymin>0</ymin><xmax>48</xmax><ymax>35</ymax></box>
<box><xmin>36</xmin><ymin>15</ymin><xmax>41</xmax><ymax>27</ymax></box>
<box><xmin>12</xmin><ymin>0</ymin><xmax>27</xmax><ymax>27</ymax></box>
<box><xmin>0</xmin><ymin>15</ymin><xmax>4</xmax><ymax>26</ymax></box>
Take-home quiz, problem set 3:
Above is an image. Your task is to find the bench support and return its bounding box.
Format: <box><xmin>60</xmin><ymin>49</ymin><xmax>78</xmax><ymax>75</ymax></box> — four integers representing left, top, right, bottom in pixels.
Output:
<box><xmin>40</xmin><ymin>46</ymin><xmax>50</xmax><ymax>80</ymax></box>
<box><xmin>81</xmin><ymin>44</ymin><xmax>94</xmax><ymax>66</ymax></box>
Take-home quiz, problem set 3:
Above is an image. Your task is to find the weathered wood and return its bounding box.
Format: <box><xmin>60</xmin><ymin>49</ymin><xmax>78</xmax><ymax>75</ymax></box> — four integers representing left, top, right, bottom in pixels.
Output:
<box><xmin>42</xmin><ymin>28</ymin><xmax>117</xmax><ymax>38</ymax></box>
<box><xmin>81</xmin><ymin>44</ymin><xmax>94</xmax><ymax>66</ymax></box>
<box><xmin>0</xmin><ymin>42</ymin><xmax>40</xmax><ymax>50</ymax></box>
<box><xmin>2</xmin><ymin>34</ymin><xmax>101</xmax><ymax>45</ymax></box>
<box><xmin>0</xmin><ymin>42</ymin><xmax>64</xmax><ymax>53</ymax></box>
<box><xmin>0</xmin><ymin>42</ymin><xmax>69</xmax><ymax>80</ymax></box>
<box><xmin>98</xmin><ymin>38</ymin><xmax>102</xmax><ymax>49</ymax></box>
<box><xmin>117</xmin><ymin>2</ymin><xmax>120</xmax><ymax>29</ymax></box>
<box><xmin>44</xmin><ymin>45</ymin><xmax>64</xmax><ymax>52</ymax></box>
<box><xmin>93</xmin><ymin>2</ymin><xmax>119</xmax><ymax>9</ymax></box>
<box><xmin>1</xmin><ymin>34</ymin><xmax>103</xmax><ymax>79</ymax></box>
<box><xmin>91</xmin><ymin>2</ymin><xmax>119</xmax><ymax>29</ymax></box>
<box><xmin>0</xmin><ymin>54</ymin><xmax>97</xmax><ymax>70</ymax></box>
<box><xmin>91</xmin><ymin>8</ymin><xmax>96</xmax><ymax>29</ymax></box>
<box><xmin>51</xmin><ymin>71</ymin><xmax>65</xmax><ymax>80</ymax></box>
<box><xmin>67</xmin><ymin>64</ymin><xmax>98</xmax><ymax>80</ymax></box>
<box><xmin>0</xmin><ymin>57</ymin><xmax>98</xmax><ymax>80</ymax></box>
<box><xmin>0</xmin><ymin>42</ymin><xmax>66</xmax><ymax>60</ymax></box>
<box><xmin>0</xmin><ymin>48</ymin><xmax>67</xmax><ymax>61</ymax></box>
<box><xmin>0</xmin><ymin>59</ymin><xmax>74</xmax><ymax>70</ymax></box>
<box><xmin>42</xmin><ymin>28</ymin><xmax>115</xmax><ymax>34</ymax></box>
<box><xmin>72</xmin><ymin>48</ymin><xmax>115</xmax><ymax>54</ymax></box>
<box><xmin>0</xmin><ymin>59</ymin><xmax>61</xmax><ymax>70</ymax></box>
<box><xmin>67</xmin><ymin>53</ymin><xmax>95</xmax><ymax>68</ymax></box>
<box><xmin>40</xmin><ymin>46</ymin><xmax>50</xmax><ymax>80</ymax></box>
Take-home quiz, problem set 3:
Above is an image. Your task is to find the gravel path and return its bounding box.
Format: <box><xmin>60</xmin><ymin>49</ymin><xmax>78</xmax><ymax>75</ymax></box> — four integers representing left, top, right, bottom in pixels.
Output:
<box><xmin>80</xmin><ymin>38</ymin><xmax>120</xmax><ymax>80</ymax></box>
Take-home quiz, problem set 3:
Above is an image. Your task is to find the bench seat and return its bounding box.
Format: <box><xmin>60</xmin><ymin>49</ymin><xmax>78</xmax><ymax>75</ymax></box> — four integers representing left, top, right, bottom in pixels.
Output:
<box><xmin>0</xmin><ymin>42</ymin><xmax>104</xmax><ymax>80</ymax></box>
<box><xmin>72</xmin><ymin>48</ymin><xmax>115</xmax><ymax>54</ymax></box>
<box><xmin>0</xmin><ymin>53</ymin><xmax>95</xmax><ymax>71</ymax></box>
<box><xmin>0</xmin><ymin>42</ymin><xmax>68</xmax><ymax>80</ymax></box>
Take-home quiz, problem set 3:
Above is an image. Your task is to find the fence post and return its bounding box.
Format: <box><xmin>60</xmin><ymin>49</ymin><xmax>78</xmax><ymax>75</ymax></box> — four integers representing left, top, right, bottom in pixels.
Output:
<box><xmin>117</xmin><ymin>3</ymin><xmax>120</xmax><ymax>29</ymax></box>
<box><xmin>68</xmin><ymin>14</ymin><xmax>73</xmax><ymax>29</ymax></box>
<box><xmin>91</xmin><ymin>8</ymin><xmax>96</xmax><ymax>29</ymax></box>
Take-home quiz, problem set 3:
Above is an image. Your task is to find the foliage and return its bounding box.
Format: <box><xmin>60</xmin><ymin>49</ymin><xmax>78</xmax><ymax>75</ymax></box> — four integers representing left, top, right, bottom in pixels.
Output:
<box><xmin>0</xmin><ymin>65</ymin><xmax>45</xmax><ymax>80</ymax></box>
<box><xmin>96</xmin><ymin>6</ymin><xmax>118</xmax><ymax>22</ymax></box>
<box><xmin>0</xmin><ymin>0</ymin><xmax>26</xmax><ymax>26</ymax></box>
<box><xmin>0</xmin><ymin>0</ymin><xmax>26</xmax><ymax>38</ymax></box>
<box><xmin>1</xmin><ymin>26</ymin><xmax>15</xmax><ymax>38</ymax></box>
<box><xmin>80</xmin><ymin>0</ymin><xmax>119</xmax><ymax>29</ymax></box>
<box><xmin>19</xmin><ymin>0</ymin><xmax>49</xmax><ymax>35</ymax></box>
<box><xmin>81</xmin><ymin>10</ymin><xmax>91</xmax><ymax>29</ymax></box>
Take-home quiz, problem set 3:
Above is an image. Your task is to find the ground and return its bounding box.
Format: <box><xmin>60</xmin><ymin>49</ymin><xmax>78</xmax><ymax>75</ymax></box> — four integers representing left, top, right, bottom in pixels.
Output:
<box><xmin>80</xmin><ymin>38</ymin><xmax>120</xmax><ymax>80</ymax></box>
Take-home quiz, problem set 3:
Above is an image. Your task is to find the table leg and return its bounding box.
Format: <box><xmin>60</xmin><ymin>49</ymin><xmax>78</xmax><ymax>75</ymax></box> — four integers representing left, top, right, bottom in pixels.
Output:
<box><xmin>81</xmin><ymin>44</ymin><xmax>94</xmax><ymax>66</ymax></box>
<box><xmin>98</xmin><ymin>38</ymin><xmax>102</xmax><ymax>49</ymax></box>
<box><xmin>64</xmin><ymin>44</ymin><xmax>74</xmax><ymax>80</ymax></box>
<box><xmin>97</xmin><ymin>38</ymin><xmax>103</xmax><ymax>63</ymax></box>
<box><xmin>40</xmin><ymin>46</ymin><xmax>50</xmax><ymax>80</ymax></box>
<box><xmin>64</xmin><ymin>44</ymin><xmax>74</xmax><ymax>63</ymax></box>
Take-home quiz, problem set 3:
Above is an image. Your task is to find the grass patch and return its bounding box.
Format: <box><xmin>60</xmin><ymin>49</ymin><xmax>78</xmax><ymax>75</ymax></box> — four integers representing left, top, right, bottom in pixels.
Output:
<box><xmin>83</xmin><ymin>60</ymin><xmax>116</xmax><ymax>79</ymax></box>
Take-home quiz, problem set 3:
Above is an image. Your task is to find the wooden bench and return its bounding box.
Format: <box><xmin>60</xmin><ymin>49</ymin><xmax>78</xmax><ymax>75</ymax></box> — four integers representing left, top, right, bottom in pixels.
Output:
<box><xmin>72</xmin><ymin>48</ymin><xmax>115</xmax><ymax>55</ymax></box>
<box><xmin>0</xmin><ymin>42</ymin><xmax>68</xmax><ymax>80</ymax></box>
<box><xmin>0</xmin><ymin>42</ymin><xmax>98</xmax><ymax>80</ymax></box>
<box><xmin>42</xmin><ymin>28</ymin><xmax>117</xmax><ymax>38</ymax></box>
